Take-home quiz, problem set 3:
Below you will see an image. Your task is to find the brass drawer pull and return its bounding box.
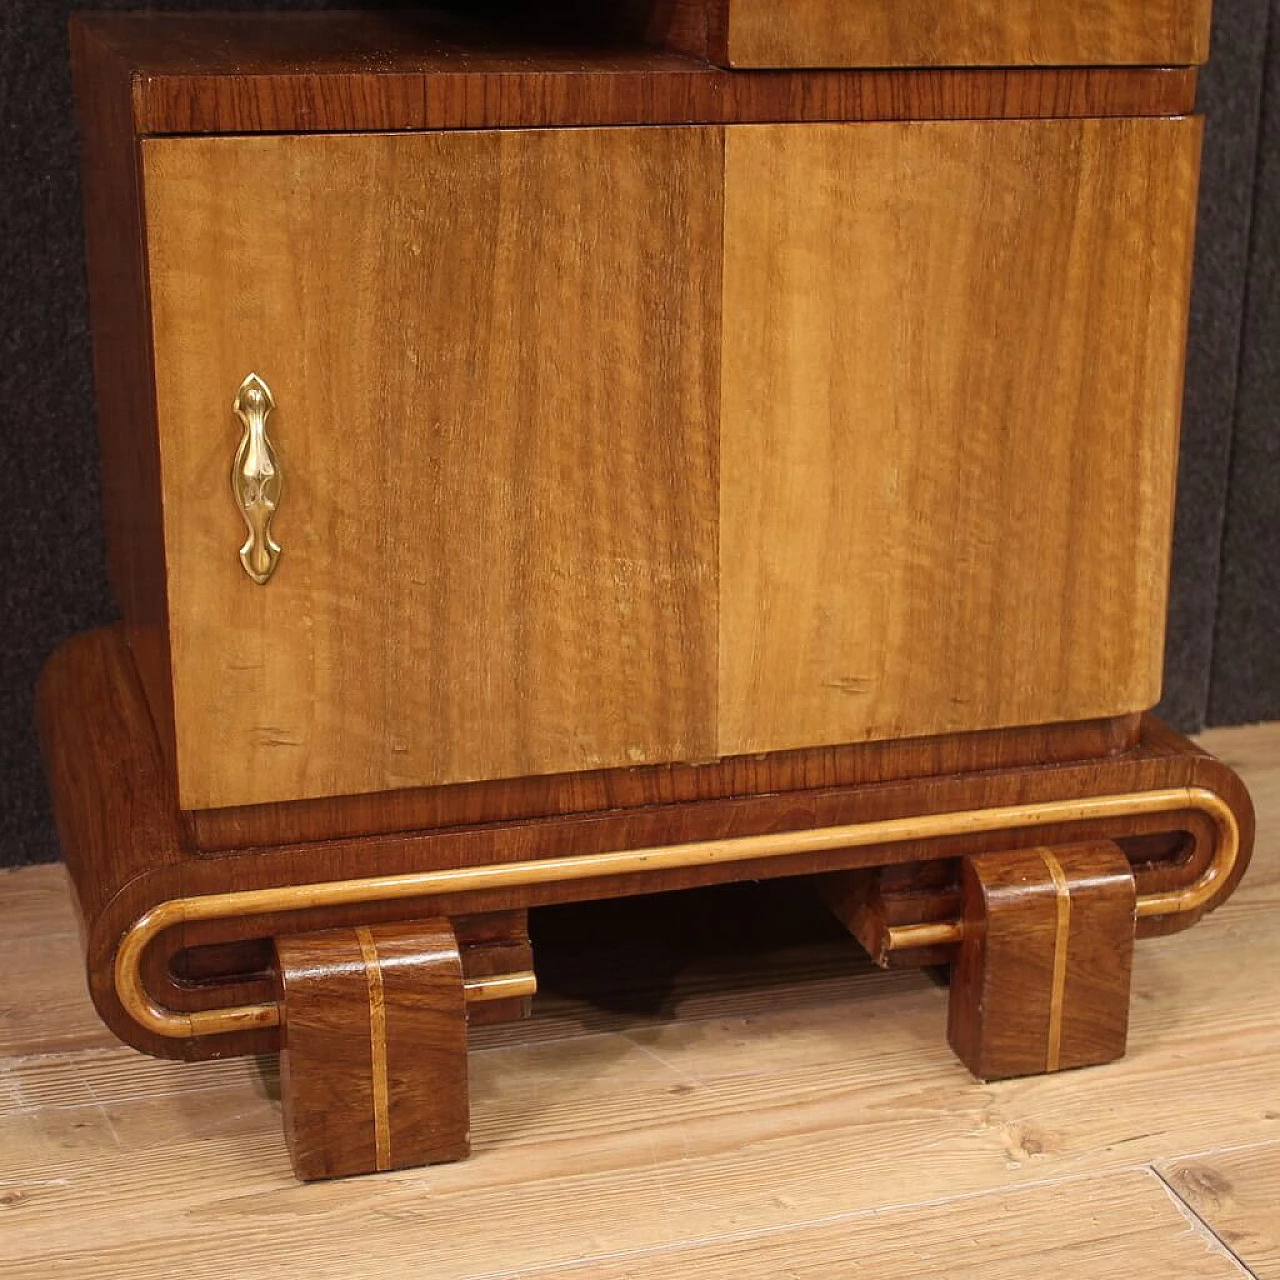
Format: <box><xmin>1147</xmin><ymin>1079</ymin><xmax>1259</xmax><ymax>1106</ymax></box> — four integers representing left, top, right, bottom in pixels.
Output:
<box><xmin>231</xmin><ymin>372</ymin><xmax>282</xmax><ymax>584</ymax></box>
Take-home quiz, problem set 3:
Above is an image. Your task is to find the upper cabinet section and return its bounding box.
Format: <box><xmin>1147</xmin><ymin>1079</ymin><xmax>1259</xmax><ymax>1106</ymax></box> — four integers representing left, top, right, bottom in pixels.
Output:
<box><xmin>429</xmin><ymin>1</ymin><xmax>1212</xmax><ymax>70</ymax></box>
<box><xmin>704</xmin><ymin>0</ymin><xmax>1212</xmax><ymax>68</ymax></box>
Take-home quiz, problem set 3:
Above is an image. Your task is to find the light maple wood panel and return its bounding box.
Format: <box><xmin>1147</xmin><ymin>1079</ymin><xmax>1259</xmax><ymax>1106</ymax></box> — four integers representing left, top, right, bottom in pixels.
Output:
<box><xmin>1161</xmin><ymin>1144</ymin><xmax>1280</xmax><ymax>1279</ymax></box>
<box><xmin>0</xmin><ymin>936</ymin><xmax>114</xmax><ymax>1057</ymax></box>
<box><xmin>143</xmin><ymin>128</ymin><xmax>721</xmax><ymax>811</ymax></box>
<box><xmin>720</xmin><ymin>118</ymin><xmax>1201</xmax><ymax>757</ymax></box>
<box><xmin>532</xmin><ymin>1171</ymin><xmax>1243</xmax><ymax>1278</ymax></box>
<box><xmin>0</xmin><ymin>865</ymin><xmax>114</xmax><ymax>1057</ymax></box>
<box><xmin>0</xmin><ymin>863</ymin><xmax>78</xmax><ymax>941</ymax></box>
<box><xmin>724</xmin><ymin>0</ymin><xmax>1211</xmax><ymax>68</ymax></box>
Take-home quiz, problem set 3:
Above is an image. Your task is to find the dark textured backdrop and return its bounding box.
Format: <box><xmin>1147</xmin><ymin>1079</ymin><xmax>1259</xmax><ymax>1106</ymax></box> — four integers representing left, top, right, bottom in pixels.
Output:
<box><xmin>1</xmin><ymin>1</ymin><xmax>1276</xmax><ymax>867</ymax></box>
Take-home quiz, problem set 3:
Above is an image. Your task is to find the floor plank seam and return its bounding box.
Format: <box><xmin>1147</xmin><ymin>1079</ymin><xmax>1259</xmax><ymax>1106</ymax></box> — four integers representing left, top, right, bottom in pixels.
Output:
<box><xmin>624</xmin><ymin>1037</ymin><xmax>714</xmax><ymax>1091</ymax></box>
<box><xmin>1149</xmin><ymin>1163</ymin><xmax>1258</xmax><ymax>1278</ymax></box>
<box><xmin>1155</xmin><ymin>1137</ymin><xmax>1280</xmax><ymax>1165</ymax></box>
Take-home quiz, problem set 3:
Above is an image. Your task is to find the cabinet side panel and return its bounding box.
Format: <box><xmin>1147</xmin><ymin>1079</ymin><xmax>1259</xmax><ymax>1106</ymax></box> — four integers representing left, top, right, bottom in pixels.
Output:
<box><xmin>69</xmin><ymin>21</ymin><xmax>176</xmax><ymax>766</ymax></box>
<box><xmin>725</xmin><ymin>0</ymin><xmax>1211</xmax><ymax>68</ymax></box>
<box><xmin>720</xmin><ymin>118</ymin><xmax>1201</xmax><ymax>756</ymax></box>
<box><xmin>144</xmin><ymin>128</ymin><xmax>721</xmax><ymax>810</ymax></box>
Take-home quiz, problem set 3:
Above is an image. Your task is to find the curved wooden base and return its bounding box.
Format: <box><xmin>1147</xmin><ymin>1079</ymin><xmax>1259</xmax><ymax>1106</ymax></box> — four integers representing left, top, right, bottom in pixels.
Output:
<box><xmin>37</xmin><ymin>626</ymin><xmax>1255</xmax><ymax>1179</ymax></box>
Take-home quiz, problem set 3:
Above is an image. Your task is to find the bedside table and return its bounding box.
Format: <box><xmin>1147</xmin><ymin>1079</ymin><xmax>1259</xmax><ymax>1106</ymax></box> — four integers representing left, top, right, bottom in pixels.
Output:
<box><xmin>41</xmin><ymin>4</ymin><xmax>1252</xmax><ymax>1181</ymax></box>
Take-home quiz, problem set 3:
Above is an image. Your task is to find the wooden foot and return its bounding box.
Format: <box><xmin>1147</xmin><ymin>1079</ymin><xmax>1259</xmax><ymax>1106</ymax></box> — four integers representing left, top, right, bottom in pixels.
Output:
<box><xmin>274</xmin><ymin>919</ymin><xmax>469</xmax><ymax>1180</ymax></box>
<box><xmin>947</xmin><ymin>842</ymin><xmax>1136</xmax><ymax>1080</ymax></box>
<box><xmin>818</xmin><ymin>864</ymin><xmax>960</xmax><ymax>969</ymax></box>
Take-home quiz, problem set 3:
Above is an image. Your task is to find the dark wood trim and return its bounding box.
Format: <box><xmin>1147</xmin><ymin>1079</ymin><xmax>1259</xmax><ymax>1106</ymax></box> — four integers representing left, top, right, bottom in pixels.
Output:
<box><xmin>130</xmin><ymin>67</ymin><xmax>1198</xmax><ymax>134</ymax></box>
<box><xmin>72</xmin><ymin>14</ymin><xmax>1197</xmax><ymax>136</ymax></box>
<box><xmin>947</xmin><ymin>842</ymin><xmax>1136</xmax><ymax>1079</ymax></box>
<box><xmin>70</xmin><ymin>21</ymin><xmax>177</xmax><ymax>772</ymax></box>
<box><xmin>188</xmin><ymin>713</ymin><xmax>1142</xmax><ymax>852</ymax></box>
<box><xmin>275</xmin><ymin>919</ymin><xmax>470</xmax><ymax>1179</ymax></box>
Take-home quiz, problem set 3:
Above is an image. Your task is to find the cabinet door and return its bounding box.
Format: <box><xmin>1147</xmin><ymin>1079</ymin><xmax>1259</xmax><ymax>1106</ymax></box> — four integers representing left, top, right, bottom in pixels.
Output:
<box><xmin>143</xmin><ymin>129</ymin><xmax>721</xmax><ymax>810</ymax></box>
<box><xmin>719</xmin><ymin>118</ymin><xmax>1201</xmax><ymax>757</ymax></box>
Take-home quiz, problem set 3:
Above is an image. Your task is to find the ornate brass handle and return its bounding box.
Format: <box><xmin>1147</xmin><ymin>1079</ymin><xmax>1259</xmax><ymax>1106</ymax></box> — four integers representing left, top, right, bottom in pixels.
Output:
<box><xmin>231</xmin><ymin>373</ymin><xmax>282</xmax><ymax>584</ymax></box>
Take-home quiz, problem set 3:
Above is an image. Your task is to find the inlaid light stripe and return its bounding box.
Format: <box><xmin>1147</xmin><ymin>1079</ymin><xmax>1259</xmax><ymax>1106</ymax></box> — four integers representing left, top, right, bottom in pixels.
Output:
<box><xmin>355</xmin><ymin>926</ymin><xmax>392</xmax><ymax>1170</ymax></box>
<box><xmin>1037</xmin><ymin>849</ymin><xmax>1072</xmax><ymax>1072</ymax></box>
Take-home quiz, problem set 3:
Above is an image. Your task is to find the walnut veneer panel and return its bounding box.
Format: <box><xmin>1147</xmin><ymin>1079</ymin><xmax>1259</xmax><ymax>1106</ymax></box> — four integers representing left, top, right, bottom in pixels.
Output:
<box><xmin>720</xmin><ymin>118</ymin><xmax>1201</xmax><ymax>758</ymax></box>
<box><xmin>724</xmin><ymin>0</ymin><xmax>1211</xmax><ymax>68</ymax></box>
<box><xmin>143</xmin><ymin>128</ymin><xmax>721</xmax><ymax>811</ymax></box>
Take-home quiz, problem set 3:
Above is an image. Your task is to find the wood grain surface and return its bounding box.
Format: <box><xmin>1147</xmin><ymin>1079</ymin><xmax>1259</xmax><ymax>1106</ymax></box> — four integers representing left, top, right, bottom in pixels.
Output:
<box><xmin>72</xmin><ymin>14</ymin><xmax>1197</xmax><ymax>136</ymax></box>
<box><xmin>188</xmin><ymin>713</ymin><xmax>1140</xmax><ymax>851</ymax></box>
<box><xmin>1</xmin><ymin>722</ymin><xmax>1274</xmax><ymax>1277</ymax></box>
<box><xmin>723</xmin><ymin>0</ymin><xmax>1212</xmax><ymax>68</ymax></box>
<box><xmin>75</xmin><ymin>11</ymin><xmax>1205</xmax><ymax>815</ymax></box>
<box><xmin>145</xmin><ymin>116</ymin><xmax>1202</xmax><ymax>809</ymax></box>
<box><xmin>37</xmin><ymin>626</ymin><xmax>1252</xmax><ymax>1063</ymax></box>
<box><xmin>948</xmin><ymin>842</ymin><xmax>1136</xmax><ymax>1079</ymax></box>
<box><xmin>1162</xmin><ymin>1144</ymin><xmax>1280</xmax><ymax>1277</ymax></box>
<box><xmin>275</xmin><ymin>921</ymin><xmax>469</xmax><ymax>1180</ymax></box>
<box><xmin>720</xmin><ymin>117</ymin><xmax>1202</xmax><ymax>758</ymax></box>
<box><xmin>533</xmin><ymin>1171</ymin><xmax>1242</xmax><ymax>1277</ymax></box>
<box><xmin>144</xmin><ymin>127</ymin><xmax>721</xmax><ymax>810</ymax></box>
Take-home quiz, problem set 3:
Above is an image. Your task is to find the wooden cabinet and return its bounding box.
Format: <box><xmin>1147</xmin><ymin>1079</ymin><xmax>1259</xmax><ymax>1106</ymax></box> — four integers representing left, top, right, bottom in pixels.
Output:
<box><xmin>141</xmin><ymin>117</ymin><xmax>1198</xmax><ymax>810</ymax></box>
<box><xmin>51</xmin><ymin>8</ymin><xmax>1256</xmax><ymax>1185</ymax></box>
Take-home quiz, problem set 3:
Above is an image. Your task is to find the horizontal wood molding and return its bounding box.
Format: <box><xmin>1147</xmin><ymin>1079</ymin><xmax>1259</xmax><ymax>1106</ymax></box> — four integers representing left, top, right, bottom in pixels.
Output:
<box><xmin>111</xmin><ymin>786</ymin><xmax>1240</xmax><ymax>1049</ymax></box>
<box><xmin>188</xmin><ymin>716</ymin><xmax>1140</xmax><ymax>852</ymax></box>
<box><xmin>129</xmin><ymin>67</ymin><xmax>1198</xmax><ymax>134</ymax></box>
<box><xmin>73</xmin><ymin>16</ymin><xmax>1197</xmax><ymax>135</ymax></box>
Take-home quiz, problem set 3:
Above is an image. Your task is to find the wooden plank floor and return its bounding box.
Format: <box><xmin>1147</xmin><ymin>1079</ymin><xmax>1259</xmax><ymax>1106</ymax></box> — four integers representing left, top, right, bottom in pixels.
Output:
<box><xmin>2</xmin><ymin>723</ymin><xmax>1277</xmax><ymax>1278</ymax></box>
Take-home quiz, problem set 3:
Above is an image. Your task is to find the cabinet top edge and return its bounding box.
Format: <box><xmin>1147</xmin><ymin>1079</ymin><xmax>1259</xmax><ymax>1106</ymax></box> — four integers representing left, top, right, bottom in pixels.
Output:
<box><xmin>69</xmin><ymin>14</ymin><xmax>1198</xmax><ymax>137</ymax></box>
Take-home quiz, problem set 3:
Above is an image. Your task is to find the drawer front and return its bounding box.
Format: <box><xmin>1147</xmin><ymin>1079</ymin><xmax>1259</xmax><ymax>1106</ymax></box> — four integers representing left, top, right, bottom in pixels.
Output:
<box><xmin>143</xmin><ymin>128</ymin><xmax>722</xmax><ymax>811</ymax></box>
<box><xmin>719</xmin><ymin>117</ymin><xmax>1201</xmax><ymax>758</ymax></box>
<box><xmin>724</xmin><ymin>0</ymin><xmax>1210</xmax><ymax>67</ymax></box>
